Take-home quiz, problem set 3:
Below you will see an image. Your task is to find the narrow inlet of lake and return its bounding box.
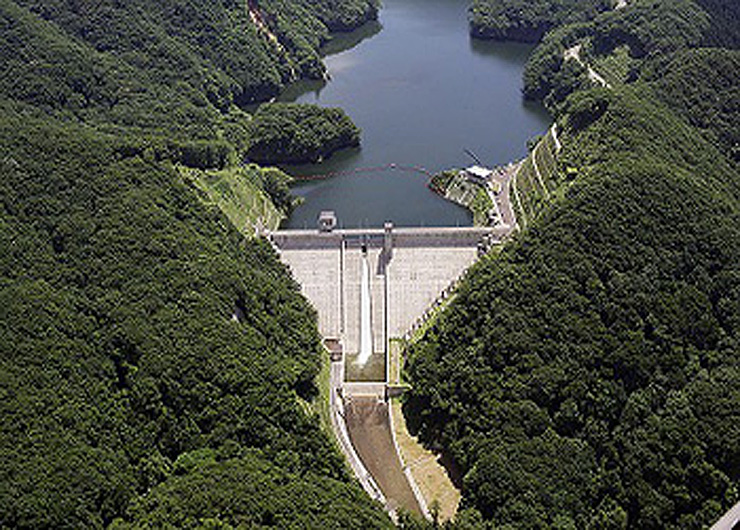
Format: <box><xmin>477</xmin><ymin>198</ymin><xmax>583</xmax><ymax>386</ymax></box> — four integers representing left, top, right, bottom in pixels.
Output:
<box><xmin>280</xmin><ymin>0</ymin><xmax>550</xmax><ymax>229</ymax></box>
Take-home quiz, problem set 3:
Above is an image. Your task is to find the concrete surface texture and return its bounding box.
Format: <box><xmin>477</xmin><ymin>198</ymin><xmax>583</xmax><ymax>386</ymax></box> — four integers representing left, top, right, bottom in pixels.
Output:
<box><xmin>274</xmin><ymin>225</ymin><xmax>486</xmax><ymax>520</ymax></box>
<box><xmin>343</xmin><ymin>382</ymin><xmax>387</xmax><ymax>398</ymax></box>
<box><xmin>345</xmin><ymin>396</ymin><xmax>422</xmax><ymax>516</ymax></box>
<box><xmin>275</xmin><ymin>226</ymin><xmax>486</xmax><ymax>352</ymax></box>
<box><xmin>342</xmin><ymin>242</ymin><xmax>387</xmax><ymax>356</ymax></box>
<box><xmin>387</xmin><ymin>244</ymin><xmax>476</xmax><ymax>338</ymax></box>
<box><xmin>278</xmin><ymin>244</ymin><xmax>342</xmax><ymax>338</ymax></box>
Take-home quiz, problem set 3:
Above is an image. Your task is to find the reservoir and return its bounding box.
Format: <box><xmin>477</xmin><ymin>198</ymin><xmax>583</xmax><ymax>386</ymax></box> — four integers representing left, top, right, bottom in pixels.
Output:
<box><xmin>281</xmin><ymin>0</ymin><xmax>550</xmax><ymax>228</ymax></box>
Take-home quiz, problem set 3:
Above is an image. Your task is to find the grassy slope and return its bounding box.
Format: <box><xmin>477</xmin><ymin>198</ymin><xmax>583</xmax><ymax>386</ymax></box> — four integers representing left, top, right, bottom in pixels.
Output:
<box><xmin>180</xmin><ymin>165</ymin><xmax>286</xmax><ymax>235</ymax></box>
<box><xmin>513</xmin><ymin>126</ymin><xmax>563</xmax><ymax>226</ymax></box>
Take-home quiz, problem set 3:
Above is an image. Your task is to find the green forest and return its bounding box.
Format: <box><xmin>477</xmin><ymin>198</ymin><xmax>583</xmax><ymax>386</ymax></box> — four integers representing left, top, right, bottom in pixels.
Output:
<box><xmin>470</xmin><ymin>0</ymin><xmax>611</xmax><ymax>42</ymax></box>
<box><xmin>403</xmin><ymin>0</ymin><xmax>740</xmax><ymax>528</ymax></box>
<box><xmin>247</xmin><ymin>103</ymin><xmax>360</xmax><ymax>164</ymax></box>
<box><xmin>0</xmin><ymin>0</ymin><xmax>391</xmax><ymax>527</ymax></box>
<box><xmin>0</xmin><ymin>0</ymin><xmax>367</xmax><ymax>155</ymax></box>
<box><xmin>0</xmin><ymin>111</ymin><xmax>390</xmax><ymax>529</ymax></box>
<box><xmin>1</xmin><ymin>0</ymin><xmax>739</xmax><ymax>528</ymax></box>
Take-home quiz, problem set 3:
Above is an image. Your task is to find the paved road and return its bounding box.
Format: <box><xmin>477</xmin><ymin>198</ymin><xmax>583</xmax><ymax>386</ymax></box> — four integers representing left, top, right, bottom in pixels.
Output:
<box><xmin>489</xmin><ymin>164</ymin><xmax>520</xmax><ymax>230</ymax></box>
<box><xmin>550</xmin><ymin>123</ymin><xmax>562</xmax><ymax>153</ymax></box>
<box><xmin>563</xmin><ymin>44</ymin><xmax>611</xmax><ymax>88</ymax></box>
<box><xmin>711</xmin><ymin>501</ymin><xmax>740</xmax><ymax>530</ymax></box>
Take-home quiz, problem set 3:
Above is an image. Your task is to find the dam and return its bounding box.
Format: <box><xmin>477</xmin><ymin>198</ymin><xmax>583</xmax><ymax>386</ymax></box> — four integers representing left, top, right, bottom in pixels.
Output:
<box><xmin>271</xmin><ymin>216</ymin><xmax>506</xmax><ymax>516</ymax></box>
<box><xmin>272</xmin><ymin>221</ymin><xmax>504</xmax><ymax>354</ymax></box>
<box><xmin>268</xmin><ymin>0</ymin><xmax>545</xmax><ymax>514</ymax></box>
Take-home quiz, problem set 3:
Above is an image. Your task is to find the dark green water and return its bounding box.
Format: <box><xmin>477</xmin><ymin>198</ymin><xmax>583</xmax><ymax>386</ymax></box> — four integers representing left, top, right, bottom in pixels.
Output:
<box><xmin>282</xmin><ymin>0</ymin><xmax>550</xmax><ymax>229</ymax></box>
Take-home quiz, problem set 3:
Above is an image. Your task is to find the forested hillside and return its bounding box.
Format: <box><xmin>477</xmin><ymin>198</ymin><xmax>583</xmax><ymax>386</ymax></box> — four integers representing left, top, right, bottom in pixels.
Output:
<box><xmin>405</xmin><ymin>0</ymin><xmax>740</xmax><ymax>528</ymax></box>
<box><xmin>470</xmin><ymin>0</ymin><xmax>611</xmax><ymax>42</ymax></box>
<box><xmin>644</xmin><ymin>49</ymin><xmax>739</xmax><ymax>162</ymax></box>
<box><xmin>471</xmin><ymin>0</ymin><xmax>740</xmax><ymax>48</ymax></box>
<box><xmin>0</xmin><ymin>0</ymin><xmax>370</xmax><ymax>159</ymax></box>
<box><xmin>0</xmin><ymin>0</ymin><xmax>390</xmax><ymax>527</ymax></box>
<box><xmin>247</xmin><ymin>103</ymin><xmax>360</xmax><ymax>164</ymax></box>
<box><xmin>3</xmin><ymin>0</ymin><xmax>739</xmax><ymax>527</ymax></box>
<box><xmin>3</xmin><ymin>0</ymin><xmax>377</xmax><ymax>119</ymax></box>
<box><xmin>0</xmin><ymin>110</ymin><xmax>391</xmax><ymax>528</ymax></box>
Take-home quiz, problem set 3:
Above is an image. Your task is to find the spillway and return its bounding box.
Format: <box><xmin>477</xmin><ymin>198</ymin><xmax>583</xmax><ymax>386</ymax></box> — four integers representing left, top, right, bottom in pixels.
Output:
<box><xmin>357</xmin><ymin>253</ymin><xmax>373</xmax><ymax>366</ymax></box>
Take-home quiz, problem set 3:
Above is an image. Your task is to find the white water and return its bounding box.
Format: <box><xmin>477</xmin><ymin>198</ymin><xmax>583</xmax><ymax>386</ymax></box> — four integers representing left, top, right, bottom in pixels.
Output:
<box><xmin>357</xmin><ymin>255</ymin><xmax>373</xmax><ymax>365</ymax></box>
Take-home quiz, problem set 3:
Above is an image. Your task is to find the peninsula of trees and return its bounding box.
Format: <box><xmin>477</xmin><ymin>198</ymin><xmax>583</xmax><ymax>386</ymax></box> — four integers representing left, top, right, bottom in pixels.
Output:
<box><xmin>247</xmin><ymin>103</ymin><xmax>361</xmax><ymax>164</ymax></box>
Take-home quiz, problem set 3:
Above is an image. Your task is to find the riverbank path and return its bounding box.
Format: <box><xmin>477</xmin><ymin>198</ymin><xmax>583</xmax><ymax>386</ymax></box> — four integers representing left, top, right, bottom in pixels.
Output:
<box><xmin>489</xmin><ymin>163</ymin><xmax>520</xmax><ymax>229</ymax></box>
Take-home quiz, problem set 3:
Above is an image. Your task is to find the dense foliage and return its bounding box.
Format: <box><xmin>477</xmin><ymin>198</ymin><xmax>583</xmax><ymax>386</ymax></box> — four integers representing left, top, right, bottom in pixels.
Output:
<box><xmin>405</xmin><ymin>83</ymin><xmax>740</xmax><ymax>529</ymax></box>
<box><xmin>112</xmin><ymin>451</ymin><xmax>387</xmax><ymax>528</ymax></box>
<box><xmin>5</xmin><ymin>0</ymin><xmax>376</xmax><ymax>112</ymax></box>
<box><xmin>0</xmin><ymin>0</ymin><xmax>388</xmax><ymax>527</ymax></box>
<box><xmin>0</xmin><ymin>109</ymin><xmax>391</xmax><ymax>528</ymax></box>
<box><xmin>522</xmin><ymin>22</ymin><xmax>592</xmax><ymax>104</ymax></box>
<box><xmin>694</xmin><ymin>0</ymin><xmax>740</xmax><ymax>48</ymax></box>
<box><xmin>3</xmin><ymin>0</ymin><xmax>738</xmax><ymax>527</ymax></box>
<box><xmin>589</xmin><ymin>0</ymin><xmax>710</xmax><ymax>56</ymax></box>
<box><xmin>0</xmin><ymin>0</ymin><xmax>375</xmax><ymax>152</ymax></box>
<box><xmin>470</xmin><ymin>0</ymin><xmax>738</xmax><ymax>49</ymax></box>
<box><xmin>522</xmin><ymin>0</ymin><xmax>740</xmax><ymax>109</ymax></box>
<box><xmin>247</xmin><ymin>102</ymin><xmax>360</xmax><ymax>164</ymax></box>
<box><xmin>643</xmin><ymin>48</ymin><xmax>740</xmax><ymax>162</ymax></box>
<box><xmin>406</xmin><ymin>0</ymin><xmax>740</xmax><ymax>528</ymax></box>
<box><xmin>469</xmin><ymin>0</ymin><xmax>610</xmax><ymax>42</ymax></box>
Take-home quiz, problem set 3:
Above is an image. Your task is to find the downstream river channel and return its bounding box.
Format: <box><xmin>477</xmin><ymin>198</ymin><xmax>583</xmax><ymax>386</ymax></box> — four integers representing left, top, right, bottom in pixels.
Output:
<box><xmin>281</xmin><ymin>0</ymin><xmax>550</xmax><ymax>228</ymax></box>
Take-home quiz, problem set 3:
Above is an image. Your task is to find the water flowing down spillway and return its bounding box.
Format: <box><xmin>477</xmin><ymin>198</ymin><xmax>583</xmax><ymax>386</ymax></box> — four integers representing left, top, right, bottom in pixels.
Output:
<box><xmin>357</xmin><ymin>254</ymin><xmax>373</xmax><ymax>365</ymax></box>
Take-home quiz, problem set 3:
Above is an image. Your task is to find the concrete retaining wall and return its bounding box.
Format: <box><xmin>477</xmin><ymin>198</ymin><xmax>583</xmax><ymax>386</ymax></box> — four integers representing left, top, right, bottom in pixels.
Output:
<box><xmin>344</xmin><ymin>382</ymin><xmax>387</xmax><ymax>398</ymax></box>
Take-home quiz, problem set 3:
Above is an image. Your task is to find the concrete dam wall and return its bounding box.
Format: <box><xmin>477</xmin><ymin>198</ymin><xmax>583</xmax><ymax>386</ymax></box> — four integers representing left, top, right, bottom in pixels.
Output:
<box><xmin>272</xmin><ymin>225</ymin><xmax>496</xmax><ymax>352</ymax></box>
<box><xmin>272</xmin><ymin>222</ymin><xmax>493</xmax><ymax>517</ymax></box>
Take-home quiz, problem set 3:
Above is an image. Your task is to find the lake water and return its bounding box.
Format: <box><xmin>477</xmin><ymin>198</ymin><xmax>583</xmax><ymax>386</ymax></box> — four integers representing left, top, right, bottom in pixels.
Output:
<box><xmin>281</xmin><ymin>0</ymin><xmax>550</xmax><ymax>229</ymax></box>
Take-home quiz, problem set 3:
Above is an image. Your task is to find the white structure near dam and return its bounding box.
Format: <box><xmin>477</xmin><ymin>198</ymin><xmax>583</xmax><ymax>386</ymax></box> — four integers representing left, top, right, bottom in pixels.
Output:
<box><xmin>270</xmin><ymin>216</ymin><xmax>504</xmax><ymax>518</ymax></box>
<box><xmin>271</xmin><ymin>219</ymin><xmax>503</xmax><ymax>358</ymax></box>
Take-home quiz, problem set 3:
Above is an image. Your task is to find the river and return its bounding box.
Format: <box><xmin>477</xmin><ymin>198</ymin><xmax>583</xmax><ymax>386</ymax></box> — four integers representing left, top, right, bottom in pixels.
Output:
<box><xmin>281</xmin><ymin>0</ymin><xmax>550</xmax><ymax>229</ymax></box>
